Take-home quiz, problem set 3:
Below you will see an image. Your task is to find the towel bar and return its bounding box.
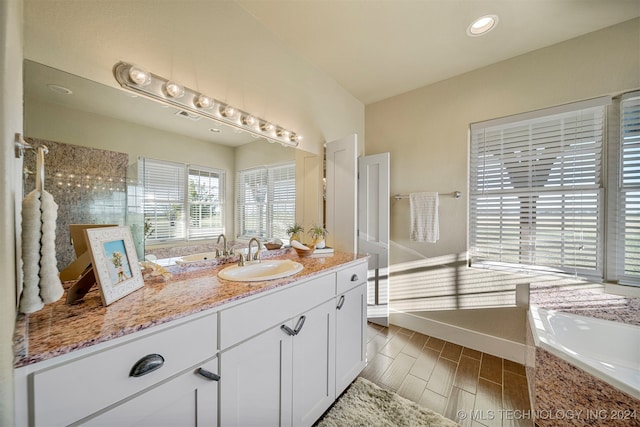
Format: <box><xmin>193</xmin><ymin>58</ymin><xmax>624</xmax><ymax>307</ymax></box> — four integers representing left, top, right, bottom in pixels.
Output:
<box><xmin>393</xmin><ymin>191</ymin><xmax>462</xmax><ymax>200</ymax></box>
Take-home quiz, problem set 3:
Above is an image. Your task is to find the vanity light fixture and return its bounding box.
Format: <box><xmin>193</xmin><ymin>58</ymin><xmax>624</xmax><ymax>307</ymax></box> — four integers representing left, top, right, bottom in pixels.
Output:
<box><xmin>113</xmin><ymin>61</ymin><xmax>301</xmax><ymax>147</ymax></box>
<box><xmin>467</xmin><ymin>14</ymin><xmax>499</xmax><ymax>37</ymax></box>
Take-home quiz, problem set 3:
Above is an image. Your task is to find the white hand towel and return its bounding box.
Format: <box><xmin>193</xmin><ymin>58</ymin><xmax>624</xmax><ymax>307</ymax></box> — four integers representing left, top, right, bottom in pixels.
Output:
<box><xmin>410</xmin><ymin>192</ymin><xmax>439</xmax><ymax>243</ymax></box>
<box><xmin>19</xmin><ymin>190</ymin><xmax>44</xmax><ymax>314</ymax></box>
<box><xmin>39</xmin><ymin>190</ymin><xmax>63</xmax><ymax>303</ymax></box>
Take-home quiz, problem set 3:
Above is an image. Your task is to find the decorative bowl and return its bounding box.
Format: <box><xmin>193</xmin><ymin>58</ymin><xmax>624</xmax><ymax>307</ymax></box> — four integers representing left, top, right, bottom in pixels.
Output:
<box><xmin>293</xmin><ymin>244</ymin><xmax>315</xmax><ymax>258</ymax></box>
<box><xmin>264</xmin><ymin>242</ymin><xmax>283</xmax><ymax>250</ymax></box>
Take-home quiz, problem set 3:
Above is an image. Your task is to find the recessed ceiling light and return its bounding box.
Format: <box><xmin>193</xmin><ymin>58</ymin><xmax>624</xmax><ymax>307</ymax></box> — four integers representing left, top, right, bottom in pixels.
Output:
<box><xmin>467</xmin><ymin>14</ymin><xmax>498</xmax><ymax>37</ymax></box>
<box><xmin>47</xmin><ymin>84</ymin><xmax>72</xmax><ymax>95</ymax></box>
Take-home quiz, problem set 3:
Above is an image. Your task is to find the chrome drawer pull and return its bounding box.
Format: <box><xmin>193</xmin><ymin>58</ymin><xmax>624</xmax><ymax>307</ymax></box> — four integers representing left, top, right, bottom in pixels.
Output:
<box><xmin>337</xmin><ymin>295</ymin><xmax>345</xmax><ymax>310</ymax></box>
<box><xmin>196</xmin><ymin>367</ymin><xmax>221</xmax><ymax>381</ymax></box>
<box><xmin>351</xmin><ymin>274</ymin><xmax>359</xmax><ymax>282</ymax></box>
<box><xmin>294</xmin><ymin>315</ymin><xmax>306</xmax><ymax>335</ymax></box>
<box><xmin>281</xmin><ymin>324</ymin><xmax>296</xmax><ymax>336</ymax></box>
<box><xmin>129</xmin><ymin>354</ymin><xmax>165</xmax><ymax>377</ymax></box>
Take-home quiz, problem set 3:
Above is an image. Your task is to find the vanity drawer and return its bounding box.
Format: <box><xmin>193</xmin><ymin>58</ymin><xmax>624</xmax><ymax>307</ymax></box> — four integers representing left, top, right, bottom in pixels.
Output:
<box><xmin>31</xmin><ymin>313</ymin><xmax>217</xmax><ymax>427</ymax></box>
<box><xmin>337</xmin><ymin>260</ymin><xmax>368</xmax><ymax>295</ymax></box>
<box><xmin>220</xmin><ymin>273</ymin><xmax>335</xmax><ymax>349</ymax></box>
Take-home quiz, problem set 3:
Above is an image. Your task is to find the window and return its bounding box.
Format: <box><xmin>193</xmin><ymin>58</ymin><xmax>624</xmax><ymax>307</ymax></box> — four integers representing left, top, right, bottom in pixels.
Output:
<box><xmin>469</xmin><ymin>97</ymin><xmax>609</xmax><ymax>279</ymax></box>
<box><xmin>618</xmin><ymin>92</ymin><xmax>640</xmax><ymax>285</ymax></box>
<box><xmin>142</xmin><ymin>158</ymin><xmax>224</xmax><ymax>243</ymax></box>
<box><xmin>236</xmin><ymin>163</ymin><xmax>295</xmax><ymax>240</ymax></box>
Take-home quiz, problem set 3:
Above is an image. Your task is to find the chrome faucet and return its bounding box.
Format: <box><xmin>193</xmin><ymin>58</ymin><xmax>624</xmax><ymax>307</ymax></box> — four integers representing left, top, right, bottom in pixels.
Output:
<box><xmin>247</xmin><ymin>238</ymin><xmax>262</xmax><ymax>262</ymax></box>
<box><xmin>216</xmin><ymin>233</ymin><xmax>229</xmax><ymax>257</ymax></box>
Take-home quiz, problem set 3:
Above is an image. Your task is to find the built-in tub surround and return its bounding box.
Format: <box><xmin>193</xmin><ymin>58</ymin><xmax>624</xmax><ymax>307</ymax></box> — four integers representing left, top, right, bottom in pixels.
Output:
<box><xmin>13</xmin><ymin>249</ymin><xmax>364</xmax><ymax>368</ymax></box>
<box><xmin>526</xmin><ymin>277</ymin><xmax>640</xmax><ymax>426</ymax></box>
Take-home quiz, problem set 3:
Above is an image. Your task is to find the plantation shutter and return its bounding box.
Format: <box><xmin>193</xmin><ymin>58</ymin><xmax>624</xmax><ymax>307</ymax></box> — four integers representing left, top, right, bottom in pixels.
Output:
<box><xmin>142</xmin><ymin>158</ymin><xmax>186</xmax><ymax>242</ymax></box>
<box><xmin>619</xmin><ymin>92</ymin><xmax>640</xmax><ymax>285</ymax></box>
<box><xmin>269</xmin><ymin>163</ymin><xmax>296</xmax><ymax>239</ymax></box>
<box><xmin>236</xmin><ymin>163</ymin><xmax>296</xmax><ymax>240</ymax></box>
<box><xmin>236</xmin><ymin>168</ymin><xmax>268</xmax><ymax>238</ymax></box>
<box><xmin>469</xmin><ymin>97</ymin><xmax>609</xmax><ymax>278</ymax></box>
<box><xmin>188</xmin><ymin>167</ymin><xmax>225</xmax><ymax>239</ymax></box>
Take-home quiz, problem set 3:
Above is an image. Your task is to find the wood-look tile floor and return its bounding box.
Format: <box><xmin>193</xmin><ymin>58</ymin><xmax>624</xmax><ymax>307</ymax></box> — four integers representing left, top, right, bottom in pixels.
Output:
<box><xmin>361</xmin><ymin>322</ymin><xmax>534</xmax><ymax>427</ymax></box>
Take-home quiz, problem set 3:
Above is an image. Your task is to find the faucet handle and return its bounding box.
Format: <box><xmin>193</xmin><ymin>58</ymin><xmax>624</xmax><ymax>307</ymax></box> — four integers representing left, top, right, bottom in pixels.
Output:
<box><xmin>238</xmin><ymin>253</ymin><xmax>245</xmax><ymax>267</ymax></box>
<box><xmin>253</xmin><ymin>251</ymin><xmax>261</xmax><ymax>262</ymax></box>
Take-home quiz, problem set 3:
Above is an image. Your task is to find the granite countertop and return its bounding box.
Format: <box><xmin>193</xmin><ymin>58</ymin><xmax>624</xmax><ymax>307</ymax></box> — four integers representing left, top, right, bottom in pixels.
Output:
<box><xmin>14</xmin><ymin>249</ymin><xmax>366</xmax><ymax>368</ymax></box>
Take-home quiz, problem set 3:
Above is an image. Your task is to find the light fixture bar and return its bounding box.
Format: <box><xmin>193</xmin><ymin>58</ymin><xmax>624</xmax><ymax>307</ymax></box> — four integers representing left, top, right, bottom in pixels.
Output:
<box><xmin>113</xmin><ymin>61</ymin><xmax>300</xmax><ymax>147</ymax></box>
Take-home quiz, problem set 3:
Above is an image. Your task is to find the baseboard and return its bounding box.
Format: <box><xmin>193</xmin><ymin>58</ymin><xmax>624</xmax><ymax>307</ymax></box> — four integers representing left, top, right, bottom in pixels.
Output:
<box><xmin>389</xmin><ymin>309</ymin><xmax>527</xmax><ymax>364</ymax></box>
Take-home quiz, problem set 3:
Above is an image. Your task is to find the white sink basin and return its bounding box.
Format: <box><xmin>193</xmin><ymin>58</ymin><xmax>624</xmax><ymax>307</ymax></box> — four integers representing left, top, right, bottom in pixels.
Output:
<box><xmin>175</xmin><ymin>252</ymin><xmax>218</xmax><ymax>264</ymax></box>
<box><xmin>217</xmin><ymin>259</ymin><xmax>303</xmax><ymax>282</ymax></box>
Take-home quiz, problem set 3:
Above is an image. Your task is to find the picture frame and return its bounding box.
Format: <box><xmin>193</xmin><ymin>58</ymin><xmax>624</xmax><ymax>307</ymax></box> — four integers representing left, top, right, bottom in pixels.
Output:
<box><xmin>84</xmin><ymin>226</ymin><xmax>144</xmax><ymax>306</ymax></box>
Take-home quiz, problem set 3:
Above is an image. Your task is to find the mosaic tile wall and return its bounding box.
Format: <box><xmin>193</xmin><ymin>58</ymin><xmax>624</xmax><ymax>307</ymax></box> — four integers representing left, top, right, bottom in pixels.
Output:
<box><xmin>23</xmin><ymin>138</ymin><xmax>129</xmax><ymax>271</ymax></box>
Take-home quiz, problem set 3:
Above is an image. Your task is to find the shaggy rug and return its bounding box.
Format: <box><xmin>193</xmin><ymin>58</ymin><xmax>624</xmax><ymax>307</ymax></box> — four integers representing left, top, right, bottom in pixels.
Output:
<box><xmin>316</xmin><ymin>377</ymin><xmax>460</xmax><ymax>427</ymax></box>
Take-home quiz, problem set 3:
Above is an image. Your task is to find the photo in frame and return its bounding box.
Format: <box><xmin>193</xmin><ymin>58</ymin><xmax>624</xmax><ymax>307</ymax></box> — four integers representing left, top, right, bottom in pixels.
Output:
<box><xmin>84</xmin><ymin>226</ymin><xmax>144</xmax><ymax>306</ymax></box>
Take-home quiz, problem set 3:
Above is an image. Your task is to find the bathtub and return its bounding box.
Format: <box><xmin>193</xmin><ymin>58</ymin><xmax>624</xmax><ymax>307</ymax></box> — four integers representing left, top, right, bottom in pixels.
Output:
<box><xmin>174</xmin><ymin>251</ymin><xmax>219</xmax><ymax>264</ymax></box>
<box><xmin>528</xmin><ymin>306</ymin><xmax>640</xmax><ymax>400</ymax></box>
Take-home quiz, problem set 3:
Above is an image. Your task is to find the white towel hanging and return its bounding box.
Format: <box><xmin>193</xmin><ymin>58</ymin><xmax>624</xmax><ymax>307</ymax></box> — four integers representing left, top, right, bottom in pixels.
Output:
<box><xmin>410</xmin><ymin>192</ymin><xmax>439</xmax><ymax>243</ymax></box>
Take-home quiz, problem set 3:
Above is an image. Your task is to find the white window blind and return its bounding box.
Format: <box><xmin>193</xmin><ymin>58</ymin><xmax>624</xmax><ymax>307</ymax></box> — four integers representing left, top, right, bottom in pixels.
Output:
<box><xmin>619</xmin><ymin>92</ymin><xmax>640</xmax><ymax>285</ymax></box>
<box><xmin>188</xmin><ymin>167</ymin><xmax>224</xmax><ymax>239</ymax></box>
<box><xmin>142</xmin><ymin>158</ymin><xmax>224</xmax><ymax>243</ymax></box>
<box><xmin>469</xmin><ymin>98</ymin><xmax>608</xmax><ymax>278</ymax></box>
<box><xmin>236</xmin><ymin>163</ymin><xmax>295</xmax><ymax>240</ymax></box>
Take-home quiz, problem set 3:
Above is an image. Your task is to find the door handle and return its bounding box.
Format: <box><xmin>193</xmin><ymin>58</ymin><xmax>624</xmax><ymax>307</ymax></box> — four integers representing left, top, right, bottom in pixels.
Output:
<box><xmin>337</xmin><ymin>295</ymin><xmax>345</xmax><ymax>310</ymax></box>
<box><xmin>294</xmin><ymin>315</ymin><xmax>306</xmax><ymax>335</ymax></box>
<box><xmin>281</xmin><ymin>324</ymin><xmax>296</xmax><ymax>336</ymax></box>
<box><xmin>196</xmin><ymin>367</ymin><xmax>221</xmax><ymax>381</ymax></box>
<box><xmin>129</xmin><ymin>354</ymin><xmax>164</xmax><ymax>377</ymax></box>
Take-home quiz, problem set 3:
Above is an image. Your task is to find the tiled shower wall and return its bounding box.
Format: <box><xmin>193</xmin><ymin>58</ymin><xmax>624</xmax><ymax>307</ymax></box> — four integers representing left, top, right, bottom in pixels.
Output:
<box><xmin>23</xmin><ymin>138</ymin><xmax>130</xmax><ymax>271</ymax></box>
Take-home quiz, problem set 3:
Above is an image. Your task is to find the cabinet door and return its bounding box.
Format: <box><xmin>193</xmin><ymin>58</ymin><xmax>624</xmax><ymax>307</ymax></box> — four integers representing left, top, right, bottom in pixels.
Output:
<box><xmin>220</xmin><ymin>324</ymin><xmax>293</xmax><ymax>427</ymax></box>
<box><xmin>335</xmin><ymin>283</ymin><xmax>367</xmax><ymax>395</ymax></box>
<box><xmin>291</xmin><ymin>299</ymin><xmax>336</xmax><ymax>426</ymax></box>
<box><xmin>81</xmin><ymin>358</ymin><xmax>218</xmax><ymax>427</ymax></box>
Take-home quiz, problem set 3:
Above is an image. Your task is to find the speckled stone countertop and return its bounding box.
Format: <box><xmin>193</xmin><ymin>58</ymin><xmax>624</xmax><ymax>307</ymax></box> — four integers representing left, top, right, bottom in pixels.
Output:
<box><xmin>14</xmin><ymin>249</ymin><xmax>366</xmax><ymax>368</ymax></box>
<box><xmin>529</xmin><ymin>277</ymin><xmax>640</xmax><ymax>327</ymax></box>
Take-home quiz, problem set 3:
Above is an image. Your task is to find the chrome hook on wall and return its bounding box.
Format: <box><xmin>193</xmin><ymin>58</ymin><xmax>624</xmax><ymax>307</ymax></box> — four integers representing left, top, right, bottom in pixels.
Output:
<box><xmin>15</xmin><ymin>133</ymin><xmax>49</xmax><ymax>159</ymax></box>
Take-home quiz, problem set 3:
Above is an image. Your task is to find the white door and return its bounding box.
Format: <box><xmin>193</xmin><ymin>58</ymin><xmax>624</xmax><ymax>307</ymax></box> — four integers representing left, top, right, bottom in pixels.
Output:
<box><xmin>335</xmin><ymin>283</ymin><xmax>367</xmax><ymax>395</ymax></box>
<box><xmin>291</xmin><ymin>300</ymin><xmax>336</xmax><ymax>426</ymax></box>
<box><xmin>325</xmin><ymin>134</ymin><xmax>357</xmax><ymax>253</ymax></box>
<box><xmin>220</xmin><ymin>325</ymin><xmax>292</xmax><ymax>427</ymax></box>
<box><xmin>358</xmin><ymin>153</ymin><xmax>390</xmax><ymax>326</ymax></box>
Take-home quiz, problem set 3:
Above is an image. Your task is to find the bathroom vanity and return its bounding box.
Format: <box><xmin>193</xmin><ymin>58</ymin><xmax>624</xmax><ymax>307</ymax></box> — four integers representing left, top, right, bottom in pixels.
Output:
<box><xmin>13</xmin><ymin>251</ymin><xmax>368</xmax><ymax>426</ymax></box>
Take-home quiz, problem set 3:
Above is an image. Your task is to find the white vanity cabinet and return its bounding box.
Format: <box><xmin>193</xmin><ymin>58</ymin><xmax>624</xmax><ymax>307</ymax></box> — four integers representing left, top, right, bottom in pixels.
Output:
<box><xmin>14</xmin><ymin>312</ymin><xmax>218</xmax><ymax>427</ymax></box>
<box><xmin>219</xmin><ymin>258</ymin><xmax>367</xmax><ymax>427</ymax></box>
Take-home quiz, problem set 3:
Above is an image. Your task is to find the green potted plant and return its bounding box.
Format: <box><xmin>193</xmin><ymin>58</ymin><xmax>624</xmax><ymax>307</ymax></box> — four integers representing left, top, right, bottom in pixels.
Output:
<box><xmin>286</xmin><ymin>223</ymin><xmax>304</xmax><ymax>243</ymax></box>
<box><xmin>308</xmin><ymin>224</ymin><xmax>328</xmax><ymax>249</ymax></box>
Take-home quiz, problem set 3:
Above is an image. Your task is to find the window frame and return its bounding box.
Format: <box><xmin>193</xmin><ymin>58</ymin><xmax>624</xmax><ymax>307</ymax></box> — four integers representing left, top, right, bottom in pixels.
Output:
<box><xmin>141</xmin><ymin>157</ymin><xmax>225</xmax><ymax>244</ymax></box>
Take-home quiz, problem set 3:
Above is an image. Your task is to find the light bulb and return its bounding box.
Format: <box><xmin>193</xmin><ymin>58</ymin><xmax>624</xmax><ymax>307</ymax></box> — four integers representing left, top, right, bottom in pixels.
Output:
<box><xmin>164</xmin><ymin>81</ymin><xmax>184</xmax><ymax>98</ymax></box>
<box><xmin>242</xmin><ymin>115</ymin><xmax>256</xmax><ymax>126</ymax></box>
<box><xmin>195</xmin><ymin>94</ymin><xmax>214</xmax><ymax>109</ymax></box>
<box><xmin>277</xmin><ymin>129</ymin><xmax>290</xmax><ymax>139</ymax></box>
<box><xmin>260</xmin><ymin>122</ymin><xmax>274</xmax><ymax>132</ymax></box>
<box><xmin>128</xmin><ymin>66</ymin><xmax>151</xmax><ymax>86</ymax></box>
<box><xmin>220</xmin><ymin>105</ymin><xmax>236</xmax><ymax>117</ymax></box>
<box><xmin>290</xmin><ymin>134</ymin><xmax>302</xmax><ymax>144</ymax></box>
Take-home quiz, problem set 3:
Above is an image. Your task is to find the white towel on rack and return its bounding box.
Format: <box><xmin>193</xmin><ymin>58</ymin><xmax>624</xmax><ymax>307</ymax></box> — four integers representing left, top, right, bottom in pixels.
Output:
<box><xmin>39</xmin><ymin>190</ymin><xmax>63</xmax><ymax>303</ymax></box>
<box><xmin>410</xmin><ymin>192</ymin><xmax>439</xmax><ymax>243</ymax></box>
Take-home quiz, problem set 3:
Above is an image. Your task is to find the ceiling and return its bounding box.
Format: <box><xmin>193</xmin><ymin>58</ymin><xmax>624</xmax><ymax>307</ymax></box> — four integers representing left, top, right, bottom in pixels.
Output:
<box><xmin>22</xmin><ymin>0</ymin><xmax>640</xmax><ymax>147</ymax></box>
<box><xmin>238</xmin><ymin>0</ymin><xmax>640</xmax><ymax>104</ymax></box>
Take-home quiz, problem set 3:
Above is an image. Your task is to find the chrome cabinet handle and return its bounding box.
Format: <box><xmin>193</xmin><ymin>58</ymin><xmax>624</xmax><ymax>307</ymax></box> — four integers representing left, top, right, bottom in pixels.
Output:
<box><xmin>294</xmin><ymin>315</ymin><xmax>306</xmax><ymax>335</ymax></box>
<box><xmin>337</xmin><ymin>295</ymin><xmax>346</xmax><ymax>310</ymax></box>
<box><xmin>196</xmin><ymin>367</ymin><xmax>221</xmax><ymax>381</ymax></box>
<box><xmin>281</xmin><ymin>324</ymin><xmax>296</xmax><ymax>336</ymax></box>
<box><xmin>351</xmin><ymin>274</ymin><xmax>359</xmax><ymax>282</ymax></box>
<box><xmin>129</xmin><ymin>354</ymin><xmax>165</xmax><ymax>377</ymax></box>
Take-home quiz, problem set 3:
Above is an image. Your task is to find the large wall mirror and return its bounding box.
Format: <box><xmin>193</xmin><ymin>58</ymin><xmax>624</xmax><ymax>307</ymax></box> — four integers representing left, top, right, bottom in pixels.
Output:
<box><xmin>23</xmin><ymin>60</ymin><xmax>322</xmax><ymax>268</ymax></box>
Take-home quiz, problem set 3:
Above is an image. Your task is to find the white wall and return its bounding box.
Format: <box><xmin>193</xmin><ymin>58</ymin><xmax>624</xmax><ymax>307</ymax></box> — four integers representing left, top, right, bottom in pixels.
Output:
<box><xmin>365</xmin><ymin>19</ymin><xmax>640</xmax><ymax>339</ymax></box>
<box><xmin>0</xmin><ymin>0</ymin><xmax>23</xmax><ymax>423</ymax></box>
